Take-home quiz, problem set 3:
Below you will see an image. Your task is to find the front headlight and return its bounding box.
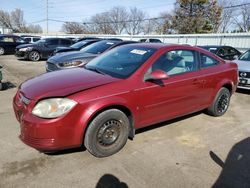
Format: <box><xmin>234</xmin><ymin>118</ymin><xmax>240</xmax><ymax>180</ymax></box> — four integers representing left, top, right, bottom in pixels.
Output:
<box><xmin>32</xmin><ymin>98</ymin><xmax>77</xmax><ymax>118</ymax></box>
<box><xmin>58</xmin><ymin>60</ymin><xmax>86</xmax><ymax>68</ymax></box>
<box><xmin>19</xmin><ymin>47</ymin><xmax>32</xmax><ymax>52</ymax></box>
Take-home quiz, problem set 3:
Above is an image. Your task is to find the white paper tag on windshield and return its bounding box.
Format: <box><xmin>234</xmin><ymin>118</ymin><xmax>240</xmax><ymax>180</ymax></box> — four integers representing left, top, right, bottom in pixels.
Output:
<box><xmin>130</xmin><ymin>49</ymin><xmax>147</xmax><ymax>55</ymax></box>
<box><xmin>106</xmin><ymin>42</ymin><xmax>114</xmax><ymax>45</ymax></box>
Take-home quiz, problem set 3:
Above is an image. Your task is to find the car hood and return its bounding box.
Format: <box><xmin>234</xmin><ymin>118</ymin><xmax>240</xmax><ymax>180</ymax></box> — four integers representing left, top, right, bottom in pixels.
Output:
<box><xmin>16</xmin><ymin>43</ymin><xmax>36</xmax><ymax>49</ymax></box>
<box><xmin>20</xmin><ymin>68</ymin><xmax>120</xmax><ymax>100</ymax></box>
<box><xmin>234</xmin><ymin>60</ymin><xmax>250</xmax><ymax>71</ymax></box>
<box><xmin>48</xmin><ymin>51</ymin><xmax>97</xmax><ymax>63</ymax></box>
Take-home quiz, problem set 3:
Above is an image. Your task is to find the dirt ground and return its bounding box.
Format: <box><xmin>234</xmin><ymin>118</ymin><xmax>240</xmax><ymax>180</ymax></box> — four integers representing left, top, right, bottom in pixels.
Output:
<box><xmin>0</xmin><ymin>55</ymin><xmax>250</xmax><ymax>188</ymax></box>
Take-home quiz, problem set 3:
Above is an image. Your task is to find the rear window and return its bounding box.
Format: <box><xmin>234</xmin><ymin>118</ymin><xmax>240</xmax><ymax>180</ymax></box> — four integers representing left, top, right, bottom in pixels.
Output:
<box><xmin>61</xmin><ymin>39</ymin><xmax>72</xmax><ymax>45</ymax></box>
<box><xmin>46</xmin><ymin>39</ymin><xmax>59</xmax><ymax>45</ymax></box>
<box><xmin>81</xmin><ymin>41</ymin><xmax>117</xmax><ymax>54</ymax></box>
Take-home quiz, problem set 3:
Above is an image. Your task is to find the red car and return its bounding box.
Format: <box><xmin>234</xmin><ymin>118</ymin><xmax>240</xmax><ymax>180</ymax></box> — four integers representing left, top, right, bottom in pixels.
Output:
<box><xmin>13</xmin><ymin>44</ymin><xmax>238</xmax><ymax>157</ymax></box>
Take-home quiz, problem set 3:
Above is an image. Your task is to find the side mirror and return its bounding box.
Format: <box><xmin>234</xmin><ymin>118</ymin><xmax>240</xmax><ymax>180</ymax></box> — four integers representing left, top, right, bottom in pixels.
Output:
<box><xmin>145</xmin><ymin>70</ymin><xmax>169</xmax><ymax>81</ymax></box>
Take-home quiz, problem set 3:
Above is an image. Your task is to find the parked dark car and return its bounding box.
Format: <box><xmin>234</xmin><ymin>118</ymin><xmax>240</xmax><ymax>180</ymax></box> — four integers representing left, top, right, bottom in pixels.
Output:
<box><xmin>0</xmin><ymin>65</ymin><xmax>3</xmax><ymax>90</ymax></box>
<box><xmin>139</xmin><ymin>38</ymin><xmax>162</xmax><ymax>43</ymax></box>
<box><xmin>15</xmin><ymin>38</ymin><xmax>74</xmax><ymax>61</ymax></box>
<box><xmin>199</xmin><ymin>45</ymin><xmax>241</xmax><ymax>60</ymax></box>
<box><xmin>0</xmin><ymin>34</ymin><xmax>27</xmax><ymax>55</ymax></box>
<box><xmin>52</xmin><ymin>39</ymin><xmax>101</xmax><ymax>56</ymax></box>
<box><xmin>13</xmin><ymin>43</ymin><xmax>238</xmax><ymax>157</ymax></box>
<box><xmin>46</xmin><ymin>40</ymin><xmax>138</xmax><ymax>71</ymax></box>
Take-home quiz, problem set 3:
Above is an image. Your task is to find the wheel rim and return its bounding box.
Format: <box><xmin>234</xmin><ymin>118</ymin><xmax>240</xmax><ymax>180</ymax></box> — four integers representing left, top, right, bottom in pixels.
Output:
<box><xmin>97</xmin><ymin>120</ymin><xmax>121</xmax><ymax>146</ymax></box>
<box><xmin>217</xmin><ymin>93</ymin><xmax>229</xmax><ymax>113</ymax></box>
<box><xmin>30</xmin><ymin>51</ymin><xmax>40</xmax><ymax>61</ymax></box>
<box><xmin>0</xmin><ymin>47</ymin><xmax>4</xmax><ymax>55</ymax></box>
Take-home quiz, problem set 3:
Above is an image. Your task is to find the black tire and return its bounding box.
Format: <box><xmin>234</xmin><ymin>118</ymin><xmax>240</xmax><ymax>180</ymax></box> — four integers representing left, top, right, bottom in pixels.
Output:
<box><xmin>207</xmin><ymin>87</ymin><xmax>231</xmax><ymax>117</ymax></box>
<box><xmin>28</xmin><ymin>51</ymin><xmax>40</xmax><ymax>61</ymax></box>
<box><xmin>84</xmin><ymin>109</ymin><xmax>130</xmax><ymax>157</ymax></box>
<box><xmin>0</xmin><ymin>82</ymin><xmax>2</xmax><ymax>90</ymax></box>
<box><xmin>0</xmin><ymin>47</ymin><xmax>5</xmax><ymax>55</ymax></box>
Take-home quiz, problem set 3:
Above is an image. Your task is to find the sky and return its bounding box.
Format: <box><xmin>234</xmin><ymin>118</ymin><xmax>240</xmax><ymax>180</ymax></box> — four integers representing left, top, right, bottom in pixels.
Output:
<box><xmin>0</xmin><ymin>0</ymin><xmax>176</xmax><ymax>33</ymax></box>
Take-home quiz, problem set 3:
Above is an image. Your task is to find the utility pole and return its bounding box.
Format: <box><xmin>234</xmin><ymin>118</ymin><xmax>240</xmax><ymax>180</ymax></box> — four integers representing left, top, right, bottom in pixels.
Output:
<box><xmin>46</xmin><ymin>0</ymin><xmax>48</xmax><ymax>34</ymax></box>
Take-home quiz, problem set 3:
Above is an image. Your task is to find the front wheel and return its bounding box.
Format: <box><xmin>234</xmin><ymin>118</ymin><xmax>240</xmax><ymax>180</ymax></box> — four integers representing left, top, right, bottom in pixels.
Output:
<box><xmin>84</xmin><ymin>109</ymin><xmax>130</xmax><ymax>157</ymax></box>
<box><xmin>29</xmin><ymin>51</ymin><xmax>40</xmax><ymax>61</ymax></box>
<box><xmin>207</xmin><ymin>87</ymin><xmax>231</xmax><ymax>117</ymax></box>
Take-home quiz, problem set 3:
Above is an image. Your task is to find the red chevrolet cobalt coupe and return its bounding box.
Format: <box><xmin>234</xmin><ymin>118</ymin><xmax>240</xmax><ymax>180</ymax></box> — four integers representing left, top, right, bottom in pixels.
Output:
<box><xmin>13</xmin><ymin>44</ymin><xmax>238</xmax><ymax>157</ymax></box>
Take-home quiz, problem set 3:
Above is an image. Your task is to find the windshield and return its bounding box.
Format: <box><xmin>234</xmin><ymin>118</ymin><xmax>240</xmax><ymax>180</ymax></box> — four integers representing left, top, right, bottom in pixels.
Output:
<box><xmin>80</xmin><ymin>41</ymin><xmax>116</xmax><ymax>54</ymax></box>
<box><xmin>71</xmin><ymin>41</ymin><xmax>88</xmax><ymax>48</ymax></box>
<box><xmin>85</xmin><ymin>46</ymin><xmax>156</xmax><ymax>79</ymax></box>
<box><xmin>239</xmin><ymin>50</ymin><xmax>250</xmax><ymax>61</ymax></box>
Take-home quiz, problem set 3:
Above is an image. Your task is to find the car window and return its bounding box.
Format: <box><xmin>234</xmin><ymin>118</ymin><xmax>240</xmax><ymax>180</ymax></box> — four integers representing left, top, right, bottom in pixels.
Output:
<box><xmin>86</xmin><ymin>46</ymin><xmax>156</xmax><ymax>79</ymax></box>
<box><xmin>225</xmin><ymin>47</ymin><xmax>238</xmax><ymax>55</ymax></box>
<box><xmin>71</xmin><ymin>41</ymin><xmax>88</xmax><ymax>48</ymax></box>
<box><xmin>217</xmin><ymin>48</ymin><xmax>226</xmax><ymax>56</ymax></box>
<box><xmin>24</xmin><ymin>38</ymin><xmax>31</xmax><ymax>43</ymax></box>
<box><xmin>61</xmin><ymin>39</ymin><xmax>72</xmax><ymax>45</ymax></box>
<box><xmin>149</xmin><ymin>39</ymin><xmax>162</xmax><ymax>43</ymax></box>
<box><xmin>46</xmin><ymin>39</ymin><xmax>59</xmax><ymax>45</ymax></box>
<box><xmin>1</xmin><ymin>37</ymin><xmax>14</xmax><ymax>42</ymax></box>
<box><xmin>239</xmin><ymin>50</ymin><xmax>250</xmax><ymax>61</ymax></box>
<box><xmin>33</xmin><ymin>38</ymin><xmax>40</xmax><ymax>42</ymax></box>
<box><xmin>149</xmin><ymin>50</ymin><xmax>198</xmax><ymax>76</ymax></box>
<box><xmin>15</xmin><ymin>37</ymin><xmax>25</xmax><ymax>43</ymax></box>
<box><xmin>81</xmin><ymin>41</ymin><xmax>117</xmax><ymax>54</ymax></box>
<box><xmin>200</xmin><ymin>53</ymin><xmax>219</xmax><ymax>68</ymax></box>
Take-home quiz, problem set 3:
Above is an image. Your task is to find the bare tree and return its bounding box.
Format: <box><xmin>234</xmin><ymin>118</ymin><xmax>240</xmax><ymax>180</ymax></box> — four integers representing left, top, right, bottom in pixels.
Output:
<box><xmin>27</xmin><ymin>24</ymin><xmax>42</xmax><ymax>33</ymax></box>
<box><xmin>0</xmin><ymin>10</ymin><xmax>13</xmax><ymax>30</ymax></box>
<box><xmin>90</xmin><ymin>12</ymin><xmax>115</xmax><ymax>34</ymax></box>
<box><xmin>62</xmin><ymin>22</ymin><xmax>85</xmax><ymax>34</ymax></box>
<box><xmin>125</xmin><ymin>7</ymin><xmax>146</xmax><ymax>35</ymax></box>
<box><xmin>109</xmin><ymin>6</ymin><xmax>128</xmax><ymax>34</ymax></box>
<box><xmin>153</xmin><ymin>12</ymin><xmax>173</xmax><ymax>34</ymax></box>
<box><xmin>11</xmin><ymin>8</ymin><xmax>26</xmax><ymax>32</ymax></box>
<box><xmin>233</xmin><ymin>1</ymin><xmax>250</xmax><ymax>32</ymax></box>
<box><xmin>218</xmin><ymin>0</ymin><xmax>235</xmax><ymax>33</ymax></box>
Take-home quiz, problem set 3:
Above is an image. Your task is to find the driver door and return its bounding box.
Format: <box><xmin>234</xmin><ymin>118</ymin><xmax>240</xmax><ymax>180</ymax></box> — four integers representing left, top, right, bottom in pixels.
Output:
<box><xmin>137</xmin><ymin>49</ymin><xmax>205</xmax><ymax>128</ymax></box>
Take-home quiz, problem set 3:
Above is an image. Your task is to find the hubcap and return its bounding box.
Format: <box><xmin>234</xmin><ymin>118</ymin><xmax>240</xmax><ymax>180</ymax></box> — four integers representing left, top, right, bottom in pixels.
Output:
<box><xmin>0</xmin><ymin>47</ymin><xmax>4</xmax><ymax>55</ymax></box>
<box><xmin>97</xmin><ymin>120</ymin><xmax>121</xmax><ymax>146</ymax></box>
<box><xmin>217</xmin><ymin>93</ymin><xmax>229</xmax><ymax>113</ymax></box>
<box><xmin>30</xmin><ymin>52</ymin><xmax>39</xmax><ymax>61</ymax></box>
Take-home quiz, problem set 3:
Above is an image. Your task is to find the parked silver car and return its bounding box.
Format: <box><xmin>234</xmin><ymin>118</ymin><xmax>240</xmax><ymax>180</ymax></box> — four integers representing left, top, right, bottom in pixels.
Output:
<box><xmin>234</xmin><ymin>50</ymin><xmax>250</xmax><ymax>90</ymax></box>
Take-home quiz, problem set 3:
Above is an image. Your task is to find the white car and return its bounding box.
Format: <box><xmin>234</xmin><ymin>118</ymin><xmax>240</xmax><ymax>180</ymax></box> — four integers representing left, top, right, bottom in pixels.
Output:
<box><xmin>234</xmin><ymin>50</ymin><xmax>250</xmax><ymax>90</ymax></box>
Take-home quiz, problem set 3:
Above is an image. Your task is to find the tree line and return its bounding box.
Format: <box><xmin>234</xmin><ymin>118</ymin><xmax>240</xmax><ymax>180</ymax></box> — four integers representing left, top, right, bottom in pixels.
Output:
<box><xmin>0</xmin><ymin>8</ymin><xmax>42</xmax><ymax>33</ymax></box>
<box><xmin>62</xmin><ymin>0</ymin><xmax>250</xmax><ymax>35</ymax></box>
<box><xmin>0</xmin><ymin>0</ymin><xmax>249</xmax><ymax>34</ymax></box>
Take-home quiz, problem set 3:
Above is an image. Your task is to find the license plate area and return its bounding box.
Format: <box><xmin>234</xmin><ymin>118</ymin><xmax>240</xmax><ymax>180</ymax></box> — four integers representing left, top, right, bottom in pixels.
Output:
<box><xmin>239</xmin><ymin>78</ymin><xmax>248</xmax><ymax>84</ymax></box>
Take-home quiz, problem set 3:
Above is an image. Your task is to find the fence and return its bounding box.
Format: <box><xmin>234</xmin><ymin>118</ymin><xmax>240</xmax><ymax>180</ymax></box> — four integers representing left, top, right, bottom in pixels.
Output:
<box><xmin>16</xmin><ymin>32</ymin><xmax>250</xmax><ymax>52</ymax></box>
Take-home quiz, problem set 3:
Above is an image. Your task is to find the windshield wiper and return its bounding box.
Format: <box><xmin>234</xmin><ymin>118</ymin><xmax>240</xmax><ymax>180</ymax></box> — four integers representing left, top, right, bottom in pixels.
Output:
<box><xmin>86</xmin><ymin>66</ymin><xmax>106</xmax><ymax>75</ymax></box>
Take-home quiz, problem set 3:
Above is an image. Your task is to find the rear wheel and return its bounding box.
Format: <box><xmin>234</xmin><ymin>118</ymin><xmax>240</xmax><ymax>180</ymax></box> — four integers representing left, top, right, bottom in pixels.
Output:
<box><xmin>207</xmin><ymin>87</ymin><xmax>231</xmax><ymax>117</ymax></box>
<box><xmin>0</xmin><ymin>47</ymin><xmax>5</xmax><ymax>55</ymax></box>
<box><xmin>84</xmin><ymin>109</ymin><xmax>129</xmax><ymax>157</ymax></box>
<box><xmin>29</xmin><ymin>51</ymin><xmax>40</xmax><ymax>61</ymax></box>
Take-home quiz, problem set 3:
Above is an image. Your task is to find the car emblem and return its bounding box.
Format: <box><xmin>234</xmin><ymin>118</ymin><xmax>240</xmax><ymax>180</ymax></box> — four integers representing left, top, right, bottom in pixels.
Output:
<box><xmin>240</xmin><ymin>72</ymin><xmax>247</xmax><ymax>77</ymax></box>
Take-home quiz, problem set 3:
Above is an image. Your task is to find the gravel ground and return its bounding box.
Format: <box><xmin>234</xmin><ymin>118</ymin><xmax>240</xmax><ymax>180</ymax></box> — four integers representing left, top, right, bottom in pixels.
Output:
<box><xmin>0</xmin><ymin>55</ymin><xmax>250</xmax><ymax>188</ymax></box>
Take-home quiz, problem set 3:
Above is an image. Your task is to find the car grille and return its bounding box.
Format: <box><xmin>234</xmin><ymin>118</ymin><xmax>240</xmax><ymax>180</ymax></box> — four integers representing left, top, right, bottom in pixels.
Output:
<box><xmin>46</xmin><ymin>62</ymin><xmax>58</xmax><ymax>71</ymax></box>
<box><xmin>239</xmin><ymin>71</ymin><xmax>250</xmax><ymax>78</ymax></box>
